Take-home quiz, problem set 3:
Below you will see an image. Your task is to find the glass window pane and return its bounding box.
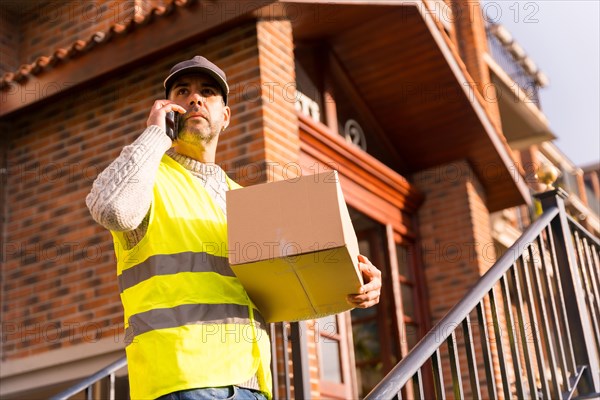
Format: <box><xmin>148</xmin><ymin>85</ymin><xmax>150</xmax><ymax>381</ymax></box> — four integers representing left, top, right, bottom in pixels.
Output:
<box><xmin>317</xmin><ymin>314</ymin><xmax>338</xmax><ymax>335</ymax></box>
<box><xmin>396</xmin><ymin>244</ymin><xmax>410</xmax><ymax>279</ymax></box>
<box><xmin>386</xmin><ymin>318</ymin><xmax>399</xmax><ymax>366</ymax></box>
<box><xmin>401</xmin><ymin>284</ymin><xmax>414</xmax><ymax>318</ymax></box>
<box><xmin>352</xmin><ymin>320</ymin><xmax>381</xmax><ymax>363</ymax></box>
<box><xmin>404</xmin><ymin>323</ymin><xmax>420</xmax><ymax>350</ymax></box>
<box><xmin>319</xmin><ymin>337</ymin><xmax>343</xmax><ymax>383</ymax></box>
<box><xmin>351</xmin><ymin>305</ymin><xmax>377</xmax><ymax>320</ymax></box>
<box><xmin>356</xmin><ymin>362</ymin><xmax>384</xmax><ymax>398</ymax></box>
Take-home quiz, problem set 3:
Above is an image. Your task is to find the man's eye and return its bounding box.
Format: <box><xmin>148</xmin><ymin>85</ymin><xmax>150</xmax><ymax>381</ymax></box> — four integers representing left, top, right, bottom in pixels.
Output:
<box><xmin>201</xmin><ymin>88</ymin><xmax>216</xmax><ymax>97</ymax></box>
<box><xmin>176</xmin><ymin>88</ymin><xmax>188</xmax><ymax>96</ymax></box>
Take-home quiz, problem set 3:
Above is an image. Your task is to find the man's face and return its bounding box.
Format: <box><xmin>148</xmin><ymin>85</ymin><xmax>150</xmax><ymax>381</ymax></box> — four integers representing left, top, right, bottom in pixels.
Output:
<box><xmin>168</xmin><ymin>73</ymin><xmax>230</xmax><ymax>145</ymax></box>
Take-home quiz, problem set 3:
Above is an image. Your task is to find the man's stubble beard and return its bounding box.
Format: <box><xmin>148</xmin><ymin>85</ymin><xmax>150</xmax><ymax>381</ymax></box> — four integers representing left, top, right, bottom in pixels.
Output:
<box><xmin>178</xmin><ymin>119</ymin><xmax>221</xmax><ymax>146</ymax></box>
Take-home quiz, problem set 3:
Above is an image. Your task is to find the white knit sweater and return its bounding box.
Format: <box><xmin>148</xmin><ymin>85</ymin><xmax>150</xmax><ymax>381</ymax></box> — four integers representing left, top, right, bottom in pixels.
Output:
<box><xmin>86</xmin><ymin>125</ymin><xmax>229</xmax><ymax>248</ymax></box>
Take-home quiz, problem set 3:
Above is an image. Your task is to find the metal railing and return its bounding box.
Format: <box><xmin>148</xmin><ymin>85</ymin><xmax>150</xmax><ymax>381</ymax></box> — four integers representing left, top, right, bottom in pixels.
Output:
<box><xmin>365</xmin><ymin>189</ymin><xmax>600</xmax><ymax>399</ymax></box>
<box><xmin>271</xmin><ymin>321</ymin><xmax>311</xmax><ymax>400</ymax></box>
<box><xmin>52</xmin><ymin>189</ymin><xmax>599</xmax><ymax>399</ymax></box>
<box><xmin>50</xmin><ymin>323</ymin><xmax>308</xmax><ymax>399</ymax></box>
<box><xmin>486</xmin><ymin>24</ymin><xmax>542</xmax><ymax>108</ymax></box>
<box><xmin>569</xmin><ymin>216</ymin><xmax>600</xmax><ymax>366</ymax></box>
<box><xmin>49</xmin><ymin>356</ymin><xmax>127</xmax><ymax>400</ymax></box>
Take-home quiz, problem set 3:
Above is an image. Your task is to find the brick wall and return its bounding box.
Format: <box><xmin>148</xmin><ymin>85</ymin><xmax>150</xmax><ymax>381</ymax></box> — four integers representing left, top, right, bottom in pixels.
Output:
<box><xmin>450</xmin><ymin>0</ymin><xmax>503</xmax><ymax>134</ymax></box>
<box><xmin>414</xmin><ymin>160</ymin><xmax>496</xmax><ymax>320</ymax></box>
<box><xmin>218</xmin><ymin>18</ymin><xmax>301</xmax><ymax>185</ymax></box>
<box><xmin>413</xmin><ymin>160</ymin><xmax>499</xmax><ymax>395</ymax></box>
<box><xmin>18</xmin><ymin>0</ymin><xmax>139</xmax><ymax>66</ymax></box>
<box><xmin>0</xmin><ymin>7</ymin><xmax>20</xmax><ymax>74</ymax></box>
<box><xmin>0</xmin><ymin>16</ymin><xmax>278</xmax><ymax>362</ymax></box>
<box><xmin>2</xmin><ymin>73</ymin><xmax>142</xmax><ymax>359</ymax></box>
<box><xmin>255</xmin><ymin>19</ymin><xmax>300</xmax><ymax>181</ymax></box>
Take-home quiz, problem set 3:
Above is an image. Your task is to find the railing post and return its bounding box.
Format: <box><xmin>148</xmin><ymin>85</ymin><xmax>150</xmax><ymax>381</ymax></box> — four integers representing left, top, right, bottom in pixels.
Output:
<box><xmin>535</xmin><ymin>188</ymin><xmax>600</xmax><ymax>392</ymax></box>
<box><xmin>270</xmin><ymin>324</ymin><xmax>279</xmax><ymax>400</ymax></box>
<box><xmin>290</xmin><ymin>321</ymin><xmax>311</xmax><ymax>400</ymax></box>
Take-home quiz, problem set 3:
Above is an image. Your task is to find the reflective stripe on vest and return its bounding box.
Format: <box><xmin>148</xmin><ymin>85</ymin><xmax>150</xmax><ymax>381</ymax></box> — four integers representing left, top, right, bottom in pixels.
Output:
<box><xmin>118</xmin><ymin>251</ymin><xmax>235</xmax><ymax>292</ymax></box>
<box><xmin>111</xmin><ymin>155</ymin><xmax>272</xmax><ymax>400</ymax></box>
<box><xmin>124</xmin><ymin>302</ymin><xmax>266</xmax><ymax>344</ymax></box>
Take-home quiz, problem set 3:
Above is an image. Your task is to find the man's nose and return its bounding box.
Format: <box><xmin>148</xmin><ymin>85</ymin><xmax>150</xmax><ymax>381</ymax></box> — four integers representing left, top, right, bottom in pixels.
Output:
<box><xmin>189</xmin><ymin>93</ymin><xmax>206</xmax><ymax>106</ymax></box>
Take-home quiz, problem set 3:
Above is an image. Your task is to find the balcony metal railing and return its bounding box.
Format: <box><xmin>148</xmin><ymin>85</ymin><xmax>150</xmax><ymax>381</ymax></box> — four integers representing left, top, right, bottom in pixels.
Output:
<box><xmin>52</xmin><ymin>189</ymin><xmax>599</xmax><ymax>400</ymax></box>
<box><xmin>365</xmin><ymin>188</ymin><xmax>600</xmax><ymax>399</ymax></box>
<box><xmin>486</xmin><ymin>24</ymin><xmax>543</xmax><ymax>108</ymax></box>
<box><xmin>569</xmin><ymin>218</ymin><xmax>600</xmax><ymax>363</ymax></box>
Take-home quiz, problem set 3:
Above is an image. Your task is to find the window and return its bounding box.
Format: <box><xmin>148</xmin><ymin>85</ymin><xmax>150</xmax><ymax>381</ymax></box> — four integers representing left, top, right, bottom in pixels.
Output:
<box><xmin>348</xmin><ymin>210</ymin><xmax>427</xmax><ymax>397</ymax></box>
<box><xmin>317</xmin><ymin>314</ymin><xmax>343</xmax><ymax>383</ymax></box>
<box><xmin>316</xmin><ymin>313</ymin><xmax>355</xmax><ymax>399</ymax></box>
<box><xmin>396</xmin><ymin>243</ymin><xmax>424</xmax><ymax>351</ymax></box>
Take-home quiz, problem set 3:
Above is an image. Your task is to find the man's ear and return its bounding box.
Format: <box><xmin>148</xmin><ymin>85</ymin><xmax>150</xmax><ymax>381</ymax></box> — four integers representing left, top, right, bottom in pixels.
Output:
<box><xmin>222</xmin><ymin>106</ymin><xmax>231</xmax><ymax>130</ymax></box>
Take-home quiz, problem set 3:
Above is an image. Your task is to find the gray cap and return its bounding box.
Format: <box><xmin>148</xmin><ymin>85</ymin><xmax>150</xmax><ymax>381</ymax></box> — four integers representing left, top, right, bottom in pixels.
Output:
<box><xmin>163</xmin><ymin>56</ymin><xmax>229</xmax><ymax>105</ymax></box>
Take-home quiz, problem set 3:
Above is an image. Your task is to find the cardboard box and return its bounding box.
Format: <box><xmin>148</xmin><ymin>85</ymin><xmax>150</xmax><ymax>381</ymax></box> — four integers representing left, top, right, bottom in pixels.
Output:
<box><xmin>226</xmin><ymin>170</ymin><xmax>363</xmax><ymax>323</ymax></box>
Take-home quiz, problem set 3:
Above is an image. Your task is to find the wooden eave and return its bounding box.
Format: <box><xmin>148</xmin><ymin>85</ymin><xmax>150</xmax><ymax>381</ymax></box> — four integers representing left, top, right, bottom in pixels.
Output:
<box><xmin>270</xmin><ymin>1</ymin><xmax>531</xmax><ymax>212</ymax></box>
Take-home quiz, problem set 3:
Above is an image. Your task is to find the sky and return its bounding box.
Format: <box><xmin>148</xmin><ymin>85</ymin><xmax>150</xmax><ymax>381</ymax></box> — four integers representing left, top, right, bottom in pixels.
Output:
<box><xmin>482</xmin><ymin>0</ymin><xmax>600</xmax><ymax>168</ymax></box>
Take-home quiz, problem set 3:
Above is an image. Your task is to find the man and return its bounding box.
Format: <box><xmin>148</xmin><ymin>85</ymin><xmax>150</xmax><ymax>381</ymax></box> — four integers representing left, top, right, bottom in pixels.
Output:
<box><xmin>86</xmin><ymin>56</ymin><xmax>382</xmax><ymax>400</ymax></box>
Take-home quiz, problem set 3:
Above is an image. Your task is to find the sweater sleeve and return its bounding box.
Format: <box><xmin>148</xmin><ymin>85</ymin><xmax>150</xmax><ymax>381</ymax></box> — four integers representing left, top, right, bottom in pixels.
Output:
<box><xmin>86</xmin><ymin>125</ymin><xmax>172</xmax><ymax>232</ymax></box>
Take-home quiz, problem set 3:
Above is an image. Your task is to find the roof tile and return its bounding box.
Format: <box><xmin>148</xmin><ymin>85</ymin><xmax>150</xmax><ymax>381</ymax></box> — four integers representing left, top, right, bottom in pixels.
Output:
<box><xmin>1</xmin><ymin>0</ymin><xmax>195</xmax><ymax>90</ymax></box>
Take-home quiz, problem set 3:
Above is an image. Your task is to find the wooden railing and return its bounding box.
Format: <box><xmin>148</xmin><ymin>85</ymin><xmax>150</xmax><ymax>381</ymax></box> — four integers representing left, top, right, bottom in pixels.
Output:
<box><xmin>365</xmin><ymin>189</ymin><xmax>600</xmax><ymax>399</ymax></box>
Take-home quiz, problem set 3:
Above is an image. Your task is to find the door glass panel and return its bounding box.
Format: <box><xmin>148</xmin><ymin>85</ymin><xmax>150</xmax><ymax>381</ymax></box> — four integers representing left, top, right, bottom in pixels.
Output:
<box><xmin>349</xmin><ymin>208</ymin><xmax>424</xmax><ymax>397</ymax></box>
<box><xmin>319</xmin><ymin>314</ymin><xmax>338</xmax><ymax>334</ymax></box>
<box><xmin>351</xmin><ymin>305</ymin><xmax>377</xmax><ymax>319</ymax></box>
<box><xmin>317</xmin><ymin>314</ymin><xmax>343</xmax><ymax>383</ymax></box>
<box><xmin>356</xmin><ymin>361</ymin><xmax>383</xmax><ymax>398</ymax></box>
<box><xmin>405</xmin><ymin>323</ymin><xmax>420</xmax><ymax>349</ymax></box>
<box><xmin>352</xmin><ymin>319</ymin><xmax>381</xmax><ymax>363</ymax></box>
<box><xmin>396</xmin><ymin>243</ymin><xmax>410</xmax><ymax>279</ymax></box>
<box><xmin>351</xmin><ymin>317</ymin><xmax>382</xmax><ymax>397</ymax></box>
<box><xmin>401</xmin><ymin>284</ymin><xmax>415</xmax><ymax>318</ymax></box>
<box><xmin>319</xmin><ymin>337</ymin><xmax>343</xmax><ymax>383</ymax></box>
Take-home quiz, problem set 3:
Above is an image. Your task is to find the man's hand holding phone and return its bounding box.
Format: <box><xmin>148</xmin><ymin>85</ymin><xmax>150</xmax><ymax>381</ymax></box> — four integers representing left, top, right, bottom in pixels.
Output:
<box><xmin>146</xmin><ymin>100</ymin><xmax>186</xmax><ymax>140</ymax></box>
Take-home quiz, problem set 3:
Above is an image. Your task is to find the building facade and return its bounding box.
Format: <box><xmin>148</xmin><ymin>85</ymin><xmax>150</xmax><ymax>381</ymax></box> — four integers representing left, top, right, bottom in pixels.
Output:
<box><xmin>1</xmin><ymin>1</ymin><xmax>597</xmax><ymax>398</ymax></box>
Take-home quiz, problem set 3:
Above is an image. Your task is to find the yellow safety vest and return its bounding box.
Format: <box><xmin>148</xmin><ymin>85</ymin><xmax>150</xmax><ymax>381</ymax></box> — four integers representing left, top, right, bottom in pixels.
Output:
<box><xmin>111</xmin><ymin>155</ymin><xmax>272</xmax><ymax>400</ymax></box>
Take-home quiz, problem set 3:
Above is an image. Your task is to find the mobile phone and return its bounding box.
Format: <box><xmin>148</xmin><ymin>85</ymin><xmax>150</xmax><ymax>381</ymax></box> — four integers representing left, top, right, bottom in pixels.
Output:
<box><xmin>165</xmin><ymin>111</ymin><xmax>181</xmax><ymax>140</ymax></box>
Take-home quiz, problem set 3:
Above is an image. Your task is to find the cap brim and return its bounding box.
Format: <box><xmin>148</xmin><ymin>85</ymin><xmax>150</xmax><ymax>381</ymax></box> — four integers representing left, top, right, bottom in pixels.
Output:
<box><xmin>164</xmin><ymin>66</ymin><xmax>229</xmax><ymax>104</ymax></box>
